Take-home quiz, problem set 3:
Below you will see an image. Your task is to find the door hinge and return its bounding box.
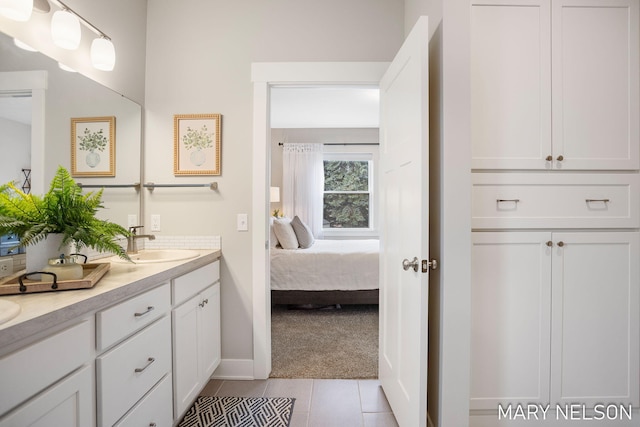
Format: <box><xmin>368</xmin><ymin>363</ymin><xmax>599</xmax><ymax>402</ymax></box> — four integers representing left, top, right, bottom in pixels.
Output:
<box><xmin>422</xmin><ymin>259</ymin><xmax>438</xmax><ymax>273</ymax></box>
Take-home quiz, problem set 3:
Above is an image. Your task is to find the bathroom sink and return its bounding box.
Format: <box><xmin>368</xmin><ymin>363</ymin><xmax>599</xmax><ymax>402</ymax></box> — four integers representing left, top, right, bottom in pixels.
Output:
<box><xmin>0</xmin><ymin>299</ymin><xmax>21</xmax><ymax>325</ymax></box>
<box><xmin>111</xmin><ymin>249</ymin><xmax>200</xmax><ymax>264</ymax></box>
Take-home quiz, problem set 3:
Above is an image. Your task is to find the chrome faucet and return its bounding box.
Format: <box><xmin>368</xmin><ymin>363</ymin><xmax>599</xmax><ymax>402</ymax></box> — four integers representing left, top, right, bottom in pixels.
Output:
<box><xmin>127</xmin><ymin>226</ymin><xmax>156</xmax><ymax>254</ymax></box>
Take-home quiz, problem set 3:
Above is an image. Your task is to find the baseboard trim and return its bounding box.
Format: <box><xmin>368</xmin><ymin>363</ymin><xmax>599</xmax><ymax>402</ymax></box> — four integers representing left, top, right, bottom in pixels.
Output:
<box><xmin>211</xmin><ymin>359</ymin><xmax>255</xmax><ymax>380</ymax></box>
<box><xmin>428</xmin><ymin>412</ymin><xmax>435</xmax><ymax>427</ymax></box>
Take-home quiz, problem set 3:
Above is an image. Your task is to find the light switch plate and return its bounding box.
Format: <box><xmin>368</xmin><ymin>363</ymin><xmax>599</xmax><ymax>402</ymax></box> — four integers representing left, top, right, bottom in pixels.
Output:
<box><xmin>237</xmin><ymin>213</ymin><xmax>248</xmax><ymax>231</ymax></box>
<box><xmin>151</xmin><ymin>214</ymin><xmax>161</xmax><ymax>232</ymax></box>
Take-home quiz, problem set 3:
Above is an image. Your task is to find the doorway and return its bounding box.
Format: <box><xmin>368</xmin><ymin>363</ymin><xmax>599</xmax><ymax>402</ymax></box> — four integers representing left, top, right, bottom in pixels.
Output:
<box><xmin>251</xmin><ymin>62</ymin><xmax>390</xmax><ymax>379</ymax></box>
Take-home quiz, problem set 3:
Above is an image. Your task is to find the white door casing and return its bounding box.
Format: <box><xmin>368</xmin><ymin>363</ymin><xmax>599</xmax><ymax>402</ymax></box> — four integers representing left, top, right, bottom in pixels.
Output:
<box><xmin>379</xmin><ymin>16</ymin><xmax>430</xmax><ymax>427</ymax></box>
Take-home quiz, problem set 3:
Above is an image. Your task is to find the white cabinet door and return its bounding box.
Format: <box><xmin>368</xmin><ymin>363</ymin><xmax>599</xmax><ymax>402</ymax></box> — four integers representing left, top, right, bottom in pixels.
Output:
<box><xmin>172</xmin><ymin>294</ymin><xmax>201</xmax><ymax>418</ymax></box>
<box><xmin>199</xmin><ymin>283</ymin><xmax>221</xmax><ymax>379</ymax></box>
<box><xmin>470</xmin><ymin>232</ymin><xmax>552</xmax><ymax>410</ymax></box>
<box><xmin>0</xmin><ymin>365</ymin><xmax>94</xmax><ymax>427</ymax></box>
<box><xmin>552</xmin><ymin>0</ymin><xmax>640</xmax><ymax>170</ymax></box>
<box><xmin>173</xmin><ymin>283</ymin><xmax>221</xmax><ymax>419</ymax></box>
<box><xmin>471</xmin><ymin>0</ymin><xmax>639</xmax><ymax>171</ymax></box>
<box><xmin>471</xmin><ymin>0</ymin><xmax>551</xmax><ymax>169</ymax></box>
<box><xmin>551</xmin><ymin>232</ymin><xmax>640</xmax><ymax>406</ymax></box>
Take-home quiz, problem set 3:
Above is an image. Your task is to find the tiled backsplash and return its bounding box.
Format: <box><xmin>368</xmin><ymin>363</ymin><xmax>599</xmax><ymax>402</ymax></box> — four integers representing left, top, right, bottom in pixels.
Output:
<box><xmin>144</xmin><ymin>235</ymin><xmax>221</xmax><ymax>250</ymax></box>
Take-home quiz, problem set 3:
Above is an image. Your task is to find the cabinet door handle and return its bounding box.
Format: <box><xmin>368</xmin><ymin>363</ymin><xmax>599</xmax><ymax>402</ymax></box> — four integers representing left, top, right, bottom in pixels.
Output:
<box><xmin>150</xmin><ymin>423</ymin><xmax>157</xmax><ymax>427</ymax></box>
<box><xmin>586</xmin><ymin>199</ymin><xmax>610</xmax><ymax>203</ymax></box>
<box><xmin>556</xmin><ymin>155</ymin><xmax>564</xmax><ymax>161</ymax></box>
<box><xmin>134</xmin><ymin>306</ymin><xmax>155</xmax><ymax>317</ymax></box>
<box><xmin>557</xmin><ymin>241</ymin><xmax>564</xmax><ymax>247</ymax></box>
<box><xmin>546</xmin><ymin>241</ymin><xmax>553</xmax><ymax>247</ymax></box>
<box><xmin>545</xmin><ymin>155</ymin><xmax>553</xmax><ymax>161</ymax></box>
<box><xmin>134</xmin><ymin>357</ymin><xmax>155</xmax><ymax>373</ymax></box>
<box><xmin>497</xmin><ymin>199</ymin><xmax>520</xmax><ymax>203</ymax></box>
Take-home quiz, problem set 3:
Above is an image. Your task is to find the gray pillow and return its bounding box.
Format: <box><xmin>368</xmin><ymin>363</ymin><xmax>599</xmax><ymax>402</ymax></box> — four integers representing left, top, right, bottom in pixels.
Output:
<box><xmin>269</xmin><ymin>217</ymin><xmax>279</xmax><ymax>248</ymax></box>
<box><xmin>273</xmin><ymin>218</ymin><xmax>299</xmax><ymax>249</ymax></box>
<box><xmin>291</xmin><ymin>216</ymin><xmax>315</xmax><ymax>249</ymax></box>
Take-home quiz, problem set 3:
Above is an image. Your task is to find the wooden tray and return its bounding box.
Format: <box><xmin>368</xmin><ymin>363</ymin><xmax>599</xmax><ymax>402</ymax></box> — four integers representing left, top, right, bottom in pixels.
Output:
<box><xmin>0</xmin><ymin>263</ymin><xmax>110</xmax><ymax>295</ymax></box>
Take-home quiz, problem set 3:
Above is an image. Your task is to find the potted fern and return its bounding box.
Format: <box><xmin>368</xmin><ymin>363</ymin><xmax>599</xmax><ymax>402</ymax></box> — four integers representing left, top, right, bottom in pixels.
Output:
<box><xmin>0</xmin><ymin>166</ymin><xmax>131</xmax><ymax>272</ymax></box>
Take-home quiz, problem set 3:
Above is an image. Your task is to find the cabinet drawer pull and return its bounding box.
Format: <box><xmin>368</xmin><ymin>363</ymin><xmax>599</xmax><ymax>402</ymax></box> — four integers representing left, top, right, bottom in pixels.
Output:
<box><xmin>134</xmin><ymin>306</ymin><xmax>155</xmax><ymax>317</ymax></box>
<box><xmin>134</xmin><ymin>357</ymin><xmax>155</xmax><ymax>373</ymax></box>
<box><xmin>586</xmin><ymin>199</ymin><xmax>610</xmax><ymax>203</ymax></box>
<box><xmin>150</xmin><ymin>424</ymin><xmax>157</xmax><ymax>427</ymax></box>
<box><xmin>497</xmin><ymin>199</ymin><xmax>520</xmax><ymax>203</ymax></box>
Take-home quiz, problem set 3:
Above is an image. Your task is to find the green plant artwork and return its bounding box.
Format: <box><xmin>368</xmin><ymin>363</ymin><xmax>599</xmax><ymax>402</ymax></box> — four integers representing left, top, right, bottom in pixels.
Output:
<box><xmin>78</xmin><ymin>127</ymin><xmax>108</xmax><ymax>152</ymax></box>
<box><xmin>182</xmin><ymin>125</ymin><xmax>213</xmax><ymax>150</ymax></box>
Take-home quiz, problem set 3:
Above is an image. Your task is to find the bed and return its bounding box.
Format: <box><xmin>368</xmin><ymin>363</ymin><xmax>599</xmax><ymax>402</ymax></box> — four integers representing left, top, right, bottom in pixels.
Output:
<box><xmin>270</xmin><ymin>239</ymin><xmax>379</xmax><ymax>305</ymax></box>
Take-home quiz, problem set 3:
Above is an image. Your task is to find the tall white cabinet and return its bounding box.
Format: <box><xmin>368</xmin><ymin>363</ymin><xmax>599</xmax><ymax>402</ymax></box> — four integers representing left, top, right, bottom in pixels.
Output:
<box><xmin>470</xmin><ymin>0</ymin><xmax>640</xmax><ymax>424</ymax></box>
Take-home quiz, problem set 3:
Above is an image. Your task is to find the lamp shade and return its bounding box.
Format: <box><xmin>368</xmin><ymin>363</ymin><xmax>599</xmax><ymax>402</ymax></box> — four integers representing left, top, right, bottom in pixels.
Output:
<box><xmin>51</xmin><ymin>9</ymin><xmax>81</xmax><ymax>50</ymax></box>
<box><xmin>91</xmin><ymin>37</ymin><xmax>115</xmax><ymax>71</ymax></box>
<box><xmin>270</xmin><ymin>187</ymin><xmax>281</xmax><ymax>203</ymax></box>
<box><xmin>0</xmin><ymin>0</ymin><xmax>33</xmax><ymax>22</ymax></box>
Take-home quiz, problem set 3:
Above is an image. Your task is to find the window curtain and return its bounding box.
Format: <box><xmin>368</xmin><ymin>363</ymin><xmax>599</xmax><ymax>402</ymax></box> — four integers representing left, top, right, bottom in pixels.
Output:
<box><xmin>282</xmin><ymin>143</ymin><xmax>324</xmax><ymax>238</ymax></box>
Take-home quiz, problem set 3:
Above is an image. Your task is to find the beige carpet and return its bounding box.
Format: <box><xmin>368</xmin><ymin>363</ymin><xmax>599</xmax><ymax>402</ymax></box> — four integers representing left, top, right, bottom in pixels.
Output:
<box><xmin>270</xmin><ymin>304</ymin><xmax>378</xmax><ymax>379</ymax></box>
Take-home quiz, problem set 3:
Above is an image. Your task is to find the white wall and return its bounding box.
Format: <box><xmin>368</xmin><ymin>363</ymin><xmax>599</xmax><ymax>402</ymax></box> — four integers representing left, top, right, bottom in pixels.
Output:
<box><xmin>144</xmin><ymin>0</ymin><xmax>404</xmax><ymax>365</ymax></box>
<box><xmin>0</xmin><ymin>117</ymin><xmax>30</xmax><ymax>186</ymax></box>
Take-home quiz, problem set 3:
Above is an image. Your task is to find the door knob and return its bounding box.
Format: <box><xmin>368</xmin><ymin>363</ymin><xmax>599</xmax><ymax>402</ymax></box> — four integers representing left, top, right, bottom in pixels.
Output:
<box><xmin>402</xmin><ymin>257</ymin><xmax>419</xmax><ymax>272</ymax></box>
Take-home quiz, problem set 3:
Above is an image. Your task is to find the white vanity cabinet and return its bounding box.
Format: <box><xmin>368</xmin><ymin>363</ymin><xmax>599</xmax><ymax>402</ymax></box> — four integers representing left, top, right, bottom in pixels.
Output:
<box><xmin>96</xmin><ymin>283</ymin><xmax>172</xmax><ymax>427</ymax></box>
<box><xmin>0</xmin><ymin>321</ymin><xmax>94</xmax><ymax>427</ymax></box>
<box><xmin>172</xmin><ymin>261</ymin><xmax>221</xmax><ymax>419</ymax></box>
<box><xmin>471</xmin><ymin>232</ymin><xmax>640</xmax><ymax>411</ymax></box>
<box><xmin>471</xmin><ymin>0</ymin><xmax>639</xmax><ymax>170</ymax></box>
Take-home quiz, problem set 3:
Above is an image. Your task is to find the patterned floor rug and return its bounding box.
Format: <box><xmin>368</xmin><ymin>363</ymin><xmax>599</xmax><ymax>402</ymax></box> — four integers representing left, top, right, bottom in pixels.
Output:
<box><xmin>178</xmin><ymin>396</ymin><xmax>295</xmax><ymax>427</ymax></box>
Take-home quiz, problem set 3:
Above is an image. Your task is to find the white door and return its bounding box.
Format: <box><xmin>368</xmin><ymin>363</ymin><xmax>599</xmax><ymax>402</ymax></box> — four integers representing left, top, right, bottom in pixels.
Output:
<box><xmin>378</xmin><ymin>16</ymin><xmax>430</xmax><ymax>427</ymax></box>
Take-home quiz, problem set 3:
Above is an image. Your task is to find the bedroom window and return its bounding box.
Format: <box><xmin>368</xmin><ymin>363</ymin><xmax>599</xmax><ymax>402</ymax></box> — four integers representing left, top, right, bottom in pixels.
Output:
<box><xmin>323</xmin><ymin>155</ymin><xmax>373</xmax><ymax>229</ymax></box>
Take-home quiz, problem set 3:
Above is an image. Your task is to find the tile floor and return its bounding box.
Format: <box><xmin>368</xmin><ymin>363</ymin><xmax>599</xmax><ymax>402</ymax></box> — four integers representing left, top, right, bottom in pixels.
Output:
<box><xmin>201</xmin><ymin>378</ymin><xmax>399</xmax><ymax>427</ymax></box>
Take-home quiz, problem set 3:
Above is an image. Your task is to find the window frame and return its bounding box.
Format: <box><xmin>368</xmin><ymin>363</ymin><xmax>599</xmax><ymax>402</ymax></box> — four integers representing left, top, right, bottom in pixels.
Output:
<box><xmin>322</xmin><ymin>147</ymin><xmax>378</xmax><ymax>238</ymax></box>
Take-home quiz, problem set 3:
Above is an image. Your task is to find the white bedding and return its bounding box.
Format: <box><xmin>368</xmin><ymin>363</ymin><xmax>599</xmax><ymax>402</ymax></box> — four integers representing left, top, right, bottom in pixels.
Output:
<box><xmin>270</xmin><ymin>239</ymin><xmax>379</xmax><ymax>291</ymax></box>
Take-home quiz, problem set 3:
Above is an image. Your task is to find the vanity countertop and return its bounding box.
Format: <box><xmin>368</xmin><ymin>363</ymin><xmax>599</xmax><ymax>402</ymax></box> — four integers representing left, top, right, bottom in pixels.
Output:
<box><xmin>0</xmin><ymin>249</ymin><xmax>221</xmax><ymax>350</ymax></box>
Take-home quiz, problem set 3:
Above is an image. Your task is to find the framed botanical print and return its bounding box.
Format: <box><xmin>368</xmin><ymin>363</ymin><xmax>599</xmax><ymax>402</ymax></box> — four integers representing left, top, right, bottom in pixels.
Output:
<box><xmin>174</xmin><ymin>113</ymin><xmax>221</xmax><ymax>176</ymax></box>
<box><xmin>71</xmin><ymin>116</ymin><xmax>115</xmax><ymax>177</ymax></box>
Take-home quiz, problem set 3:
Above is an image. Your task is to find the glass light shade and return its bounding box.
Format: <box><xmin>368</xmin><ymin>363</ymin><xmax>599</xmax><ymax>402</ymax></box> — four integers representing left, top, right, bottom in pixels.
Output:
<box><xmin>0</xmin><ymin>0</ymin><xmax>33</xmax><ymax>22</ymax></box>
<box><xmin>58</xmin><ymin>62</ymin><xmax>77</xmax><ymax>72</ymax></box>
<box><xmin>51</xmin><ymin>10</ymin><xmax>81</xmax><ymax>50</ymax></box>
<box><xmin>13</xmin><ymin>38</ymin><xmax>37</xmax><ymax>52</ymax></box>
<box><xmin>91</xmin><ymin>37</ymin><xmax>115</xmax><ymax>71</ymax></box>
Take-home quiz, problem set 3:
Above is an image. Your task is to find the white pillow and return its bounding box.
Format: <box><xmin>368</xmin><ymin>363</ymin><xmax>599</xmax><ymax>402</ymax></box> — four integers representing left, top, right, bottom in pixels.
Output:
<box><xmin>291</xmin><ymin>216</ymin><xmax>315</xmax><ymax>249</ymax></box>
<box><xmin>272</xmin><ymin>218</ymin><xmax>299</xmax><ymax>249</ymax></box>
<box><xmin>269</xmin><ymin>217</ymin><xmax>279</xmax><ymax>248</ymax></box>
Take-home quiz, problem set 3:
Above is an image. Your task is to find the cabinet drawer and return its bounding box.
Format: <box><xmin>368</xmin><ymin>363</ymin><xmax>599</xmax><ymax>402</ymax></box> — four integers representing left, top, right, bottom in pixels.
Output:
<box><xmin>97</xmin><ymin>283</ymin><xmax>170</xmax><ymax>351</ymax></box>
<box><xmin>172</xmin><ymin>261</ymin><xmax>220</xmax><ymax>306</ymax></box>
<box><xmin>97</xmin><ymin>316</ymin><xmax>171</xmax><ymax>427</ymax></box>
<box><xmin>0</xmin><ymin>320</ymin><xmax>91</xmax><ymax>415</ymax></box>
<box><xmin>472</xmin><ymin>173</ymin><xmax>639</xmax><ymax>229</ymax></box>
<box><xmin>114</xmin><ymin>374</ymin><xmax>173</xmax><ymax>427</ymax></box>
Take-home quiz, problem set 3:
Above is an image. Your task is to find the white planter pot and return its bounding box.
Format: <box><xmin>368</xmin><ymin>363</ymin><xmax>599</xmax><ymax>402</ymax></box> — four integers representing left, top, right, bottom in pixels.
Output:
<box><xmin>26</xmin><ymin>234</ymin><xmax>69</xmax><ymax>273</ymax></box>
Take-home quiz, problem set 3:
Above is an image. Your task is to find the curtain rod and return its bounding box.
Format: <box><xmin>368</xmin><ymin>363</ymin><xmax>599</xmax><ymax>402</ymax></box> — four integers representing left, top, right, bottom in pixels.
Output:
<box><xmin>278</xmin><ymin>142</ymin><xmax>379</xmax><ymax>146</ymax></box>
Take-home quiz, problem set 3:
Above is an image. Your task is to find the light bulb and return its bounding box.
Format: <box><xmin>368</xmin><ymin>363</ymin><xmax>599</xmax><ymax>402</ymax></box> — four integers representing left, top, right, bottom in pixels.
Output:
<box><xmin>51</xmin><ymin>9</ymin><xmax>81</xmax><ymax>50</ymax></box>
<box><xmin>58</xmin><ymin>62</ymin><xmax>77</xmax><ymax>72</ymax></box>
<box><xmin>0</xmin><ymin>0</ymin><xmax>33</xmax><ymax>22</ymax></box>
<box><xmin>91</xmin><ymin>37</ymin><xmax>115</xmax><ymax>71</ymax></box>
<box><xmin>13</xmin><ymin>38</ymin><xmax>37</xmax><ymax>52</ymax></box>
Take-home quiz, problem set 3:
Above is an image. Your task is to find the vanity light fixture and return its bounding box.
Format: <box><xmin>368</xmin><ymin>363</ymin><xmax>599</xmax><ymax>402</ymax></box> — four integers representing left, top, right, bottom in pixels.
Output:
<box><xmin>48</xmin><ymin>0</ymin><xmax>116</xmax><ymax>70</ymax></box>
<box><xmin>13</xmin><ymin>37</ymin><xmax>37</xmax><ymax>51</ymax></box>
<box><xmin>0</xmin><ymin>0</ymin><xmax>33</xmax><ymax>22</ymax></box>
<box><xmin>58</xmin><ymin>62</ymin><xmax>77</xmax><ymax>72</ymax></box>
<box><xmin>50</xmin><ymin>8</ymin><xmax>80</xmax><ymax>49</ymax></box>
<box><xmin>90</xmin><ymin>36</ymin><xmax>115</xmax><ymax>71</ymax></box>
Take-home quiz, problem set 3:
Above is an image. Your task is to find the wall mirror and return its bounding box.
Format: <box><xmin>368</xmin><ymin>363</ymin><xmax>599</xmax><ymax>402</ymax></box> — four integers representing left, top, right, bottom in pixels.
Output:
<box><xmin>0</xmin><ymin>31</ymin><xmax>142</xmax><ymax>236</ymax></box>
